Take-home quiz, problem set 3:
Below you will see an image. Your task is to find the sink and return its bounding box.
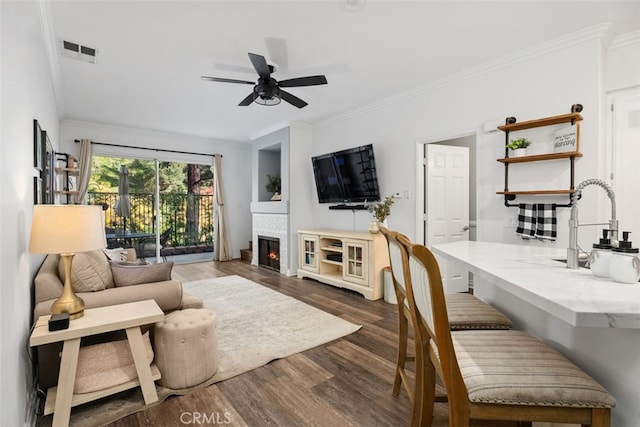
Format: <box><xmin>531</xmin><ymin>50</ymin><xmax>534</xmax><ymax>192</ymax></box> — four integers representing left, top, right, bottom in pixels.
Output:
<box><xmin>553</xmin><ymin>258</ymin><xmax>590</xmax><ymax>269</ymax></box>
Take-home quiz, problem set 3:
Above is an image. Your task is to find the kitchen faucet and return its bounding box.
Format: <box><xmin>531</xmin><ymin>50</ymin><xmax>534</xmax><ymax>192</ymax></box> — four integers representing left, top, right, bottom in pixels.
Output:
<box><xmin>567</xmin><ymin>179</ymin><xmax>618</xmax><ymax>269</ymax></box>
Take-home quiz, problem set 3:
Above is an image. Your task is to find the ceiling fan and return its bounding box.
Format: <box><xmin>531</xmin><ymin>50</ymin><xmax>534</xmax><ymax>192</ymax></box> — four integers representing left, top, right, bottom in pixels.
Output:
<box><xmin>201</xmin><ymin>53</ymin><xmax>327</xmax><ymax>109</ymax></box>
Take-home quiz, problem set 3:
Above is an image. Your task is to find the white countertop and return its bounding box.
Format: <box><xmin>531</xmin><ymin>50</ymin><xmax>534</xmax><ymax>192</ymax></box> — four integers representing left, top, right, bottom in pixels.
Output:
<box><xmin>431</xmin><ymin>241</ymin><xmax>640</xmax><ymax>329</ymax></box>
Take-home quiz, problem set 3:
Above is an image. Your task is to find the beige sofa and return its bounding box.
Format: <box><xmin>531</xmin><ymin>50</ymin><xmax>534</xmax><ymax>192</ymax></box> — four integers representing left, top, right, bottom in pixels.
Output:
<box><xmin>33</xmin><ymin>250</ymin><xmax>203</xmax><ymax>388</ymax></box>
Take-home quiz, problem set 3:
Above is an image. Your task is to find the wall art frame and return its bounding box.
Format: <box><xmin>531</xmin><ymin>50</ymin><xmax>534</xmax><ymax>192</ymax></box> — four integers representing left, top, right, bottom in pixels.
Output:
<box><xmin>43</xmin><ymin>132</ymin><xmax>55</xmax><ymax>204</ymax></box>
<box><xmin>33</xmin><ymin>177</ymin><xmax>43</xmax><ymax>205</ymax></box>
<box><xmin>33</xmin><ymin>119</ymin><xmax>43</xmax><ymax>171</ymax></box>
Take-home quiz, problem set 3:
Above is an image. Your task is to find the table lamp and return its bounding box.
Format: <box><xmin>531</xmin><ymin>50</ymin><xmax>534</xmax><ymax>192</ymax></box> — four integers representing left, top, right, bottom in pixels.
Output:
<box><xmin>29</xmin><ymin>205</ymin><xmax>106</xmax><ymax>319</ymax></box>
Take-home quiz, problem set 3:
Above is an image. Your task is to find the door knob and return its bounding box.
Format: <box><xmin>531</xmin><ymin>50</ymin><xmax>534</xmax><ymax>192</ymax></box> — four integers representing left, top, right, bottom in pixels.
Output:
<box><xmin>462</xmin><ymin>225</ymin><xmax>470</xmax><ymax>231</ymax></box>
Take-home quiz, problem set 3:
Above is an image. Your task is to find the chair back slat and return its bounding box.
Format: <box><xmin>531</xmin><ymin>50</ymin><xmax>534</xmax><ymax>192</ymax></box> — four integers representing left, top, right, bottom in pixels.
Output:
<box><xmin>380</xmin><ymin>227</ymin><xmax>411</xmax><ymax>309</ymax></box>
<box><xmin>405</xmin><ymin>242</ymin><xmax>469</xmax><ymax>413</ymax></box>
<box><xmin>407</xmin><ymin>254</ymin><xmax>436</xmax><ymax>333</ymax></box>
<box><xmin>388</xmin><ymin>240</ymin><xmax>406</xmax><ymax>291</ymax></box>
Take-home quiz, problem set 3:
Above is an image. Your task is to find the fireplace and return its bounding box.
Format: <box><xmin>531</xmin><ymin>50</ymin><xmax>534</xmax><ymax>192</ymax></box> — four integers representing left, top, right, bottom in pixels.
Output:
<box><xmin>258</xmin><ymin>236</ymin><xmax>280</xmax><ymax>272</ymax></box>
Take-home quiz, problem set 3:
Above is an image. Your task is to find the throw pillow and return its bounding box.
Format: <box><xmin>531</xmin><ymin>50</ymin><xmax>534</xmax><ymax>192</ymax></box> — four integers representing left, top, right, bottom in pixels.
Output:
<box><xmin>111</xmin><ymin>259</ymin><xmax>148</xmax><ymax>266</ymax></box>
<box><xmin>103</xmin><ymin>247</ymin><xmax>127</xmax><ymax>262</ymax></box>
<box><xmin>110</xmin><ymin>261</ymin><xmax>174</xmax><ymax>287</ymax></box>
<box><xmin>58</xmin><ymin>250</ymin><xmax>114</xmax><ymax>293</ymax></box>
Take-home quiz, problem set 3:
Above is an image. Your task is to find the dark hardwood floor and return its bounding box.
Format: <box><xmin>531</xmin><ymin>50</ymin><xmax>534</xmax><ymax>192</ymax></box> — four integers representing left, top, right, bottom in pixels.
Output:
<box><xmin>107</xmin><ymin>260</ymin><xmax>455</xmax><ymax>427</ymax></box>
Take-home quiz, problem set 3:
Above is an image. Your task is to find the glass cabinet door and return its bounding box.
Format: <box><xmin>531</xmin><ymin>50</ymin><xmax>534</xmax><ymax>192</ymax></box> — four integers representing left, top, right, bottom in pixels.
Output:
<box><xmin>344</xmin><ymin>240</ymin><xmax>367</xmax><ymax>284</ymax></box>
<box><xmin>301</xmin><ymin>235</ymin><xmax>318</xmax><ymax>271</ymax></box>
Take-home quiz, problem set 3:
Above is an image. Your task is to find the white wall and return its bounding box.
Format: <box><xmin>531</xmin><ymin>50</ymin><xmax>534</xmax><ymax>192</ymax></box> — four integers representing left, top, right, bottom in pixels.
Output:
<box><xmin>288</xmin><ymin>123</ymin><xmax>315</xmax><ymax>273</ymax></box>
<box><xmin>1</xmin><ymin>2</ymin><xmax>61</xmax><ymax>425</ymax></box>
<box><xmin>605</xmin><ymin>30</ymin><xmax>640</xmax><ymax>93</ymax></box>
<box><xmin>311</xmin><ymin>30</ymin><xmax>609</xmax><ymax>251</ymax></box>
<box><xmin>59</xmin><ymin>120</ymin><xmax>253</xmax><ymax>259</ymax></box>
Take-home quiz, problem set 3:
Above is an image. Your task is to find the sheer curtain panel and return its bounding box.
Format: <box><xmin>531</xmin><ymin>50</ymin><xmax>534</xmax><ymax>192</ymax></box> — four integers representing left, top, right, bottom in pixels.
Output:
<box><xmin>73</xmin><ymin>139</ymin><xmax>93</xmax><ymax>204</ymax></box>
<box><xmin>213</xmin><ymin>154</ymin><xmax>232</xmax><ymax>261</ymax></box>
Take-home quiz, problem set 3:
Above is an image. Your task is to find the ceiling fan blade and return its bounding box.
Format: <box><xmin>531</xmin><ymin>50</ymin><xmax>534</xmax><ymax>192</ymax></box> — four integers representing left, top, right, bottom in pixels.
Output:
<box><xmin>248</xmin><ymin>53</ymin><xmax>271</xmax><ymax>79</ymax></box>
<box><xmin>238</xmin><ymin>92</ymin><xmax>256</xmax><ymax>106</ymax></box>
<box><xmin>278</xmin><ymin>75</ymin><xmax>328</xmax><ymax>88</ymax></box>
<box><xmin>265</xmin><ymin>37</ymin><xmax>288</xmax><ymax>72</ymax></box>
<box><xmin>201</xmin><ymin>76</ymin><xmax>255</xmax><ymax>85</ymax></box>
<box><xmin>279</xmin><ymin>89</ymin><xmax>308</xmax><ymax>109</ymax></box>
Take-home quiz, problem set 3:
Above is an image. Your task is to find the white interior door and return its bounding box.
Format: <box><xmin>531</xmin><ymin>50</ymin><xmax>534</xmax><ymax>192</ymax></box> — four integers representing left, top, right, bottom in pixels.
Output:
<box><xmin>425</xmin><ymin>144</ymin><xmax>470</xmax><ymax>293</ymax></box>
<box><xmin>611</xmin><ymin>89</ymin><xmax>640</xmax><ymax>241</ymax></box>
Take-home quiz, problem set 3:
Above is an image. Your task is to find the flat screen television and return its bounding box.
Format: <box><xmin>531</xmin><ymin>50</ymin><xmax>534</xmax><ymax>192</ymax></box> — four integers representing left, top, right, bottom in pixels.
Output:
<box><xmin>311</xmin><ymin>144</ymin><xmax>380</xmax><ymax>204</ymax></box>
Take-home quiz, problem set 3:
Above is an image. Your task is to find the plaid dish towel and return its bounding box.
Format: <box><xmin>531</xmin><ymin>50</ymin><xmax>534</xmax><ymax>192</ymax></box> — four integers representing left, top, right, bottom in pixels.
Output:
<box><xmin>516</xmin><ymin>203</ymin><xmax>537</xmax><ymax>239</ymax></box>
<box><xmin>535</xmin><ymin>203</ymin><xmax>557</xmax><ymax>241</ymax></box>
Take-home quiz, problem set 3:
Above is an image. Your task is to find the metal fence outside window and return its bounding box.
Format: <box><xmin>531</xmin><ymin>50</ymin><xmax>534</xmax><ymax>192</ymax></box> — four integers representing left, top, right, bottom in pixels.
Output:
<box><xmin>87</xmin><ymin>192</ymin><xmax>214</xmax><ymax>248</ymax></box>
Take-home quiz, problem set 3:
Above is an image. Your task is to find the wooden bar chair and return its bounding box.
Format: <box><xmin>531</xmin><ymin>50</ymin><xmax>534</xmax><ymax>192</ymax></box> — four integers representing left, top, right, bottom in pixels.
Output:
<box><xmin>380</xmin><ymin>228</ymin><xmax>512</xmax><ymax>413</ymax></box>
<box><xmin>403</xmin><ymin>239</ymin><xmax>615</xmax><ymax>427</ymax></box>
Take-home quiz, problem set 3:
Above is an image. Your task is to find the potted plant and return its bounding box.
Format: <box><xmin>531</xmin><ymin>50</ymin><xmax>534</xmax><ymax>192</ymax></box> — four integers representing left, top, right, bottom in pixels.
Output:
<box><xmin>367</xmin><ymin>195</ymin><xmax>395</xmax><ymax>233</ymax></box>
<box><xmin>506</xmin><ymin>137</ymin><xmax>531</xmax><ymax>157</ymax></box>
<box><xmin>265</xmin><ymin>174</ymin><xmax>281</xmax><ymax>200</ymax></box>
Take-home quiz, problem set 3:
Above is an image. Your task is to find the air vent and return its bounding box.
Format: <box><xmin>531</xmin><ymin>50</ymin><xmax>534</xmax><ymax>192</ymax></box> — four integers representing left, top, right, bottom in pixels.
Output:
<box><xmin>58</xmin><ymin>39</ymin><xmax>98</xmax><ymax>63</ymax></box>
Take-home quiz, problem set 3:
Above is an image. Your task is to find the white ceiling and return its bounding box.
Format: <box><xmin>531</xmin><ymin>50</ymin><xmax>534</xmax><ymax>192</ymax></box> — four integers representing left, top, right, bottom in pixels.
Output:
<box><xmin>49</xmin><ymin>1</ymin><xmax>639</xmax><ymax>143</ymax></box>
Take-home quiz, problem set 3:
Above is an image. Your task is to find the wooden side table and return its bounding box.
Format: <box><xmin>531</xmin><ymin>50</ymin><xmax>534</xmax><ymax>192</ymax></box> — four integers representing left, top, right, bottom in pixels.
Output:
<box><xmin>30</xmin><ymin>300</ymin><xmax>165</xmax><ymax>427</ymax></box>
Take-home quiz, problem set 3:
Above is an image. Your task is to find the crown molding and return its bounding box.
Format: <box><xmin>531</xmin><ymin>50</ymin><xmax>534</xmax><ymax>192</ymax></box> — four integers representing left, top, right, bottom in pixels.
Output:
<box><xmin>61</xmin><ymin>119</ymin><xmax>250</xmax><ymax>146</ymax></box>
<box><xmin>37</xmin><ymin>0</ymin><xmax>65</xmax><ymax>120</ymax></box>
<box><xmin>608</xmin><ymin>29</ymin><xmax>640</xmax><ymax>51</ymax></box>
<box><xmin>288</xmin><ymin>121</ymin><xmax>313</xmax><ymax>131</ymax></box>
<box><xmin>317</xmin><ymin>23</ymin><xmax>612</xmax><ymax>129</ymax></box>
<box><xmin>250</xmin><ymin>121</ymin><xmax>291</xmax><ymax>141</ymax></box>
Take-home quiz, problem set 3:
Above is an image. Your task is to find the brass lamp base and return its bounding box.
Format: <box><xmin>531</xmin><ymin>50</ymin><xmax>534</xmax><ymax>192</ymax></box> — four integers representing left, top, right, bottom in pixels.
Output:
<box><xmin>51</xmin><ymin>253</ymin><xmax>85</xmax><ymax>320</ymax></box>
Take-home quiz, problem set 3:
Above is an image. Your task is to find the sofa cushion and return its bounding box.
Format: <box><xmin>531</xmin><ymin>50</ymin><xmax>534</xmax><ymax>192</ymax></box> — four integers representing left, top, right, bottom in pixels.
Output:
<box><xmin>58</xmin><ymin>250</ymin><xmax>114</xmax><ymax>292</ymax></box>
<box><xmin>111</xmin><ymin>261</ymin><xmax>174</xmax><ymax>287</ymax></box>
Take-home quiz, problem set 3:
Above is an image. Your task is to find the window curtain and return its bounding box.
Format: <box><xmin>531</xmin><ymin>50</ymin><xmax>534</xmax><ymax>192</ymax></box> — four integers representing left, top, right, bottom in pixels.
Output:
<box><xmin>213</xmin><ymin>154</ymin><xmax>232</xmax><ymax>261</ymax></box>
<box><xmin>73</xmin><ymin>139</ymin><xmax>93</xmax><ymax>204</ymax></box>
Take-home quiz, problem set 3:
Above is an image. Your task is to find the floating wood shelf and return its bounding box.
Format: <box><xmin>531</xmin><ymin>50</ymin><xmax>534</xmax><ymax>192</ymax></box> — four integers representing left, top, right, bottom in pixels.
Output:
<box><xmin>497</xmin><ymin>189</ymin><xmax>575</xmax><ymax>196</ymax></box>
<box><xmin>497</xmin><ymin>112</ymin><xmax>583</xmax><ymax>132</ymax></box>
<box><xmin>55</xmin><ymin>167</ymin><xmax>80</xmax><ymax>175</ymax></box>
<box><xmin>497</xmin><ymin>151</ymin><xmax>583</xmax><ymax>164</ymax></box>
<box><xmin>497</xmin><ymin>105</ymin><xmax>583</xmax><ymax>207</ymax></box>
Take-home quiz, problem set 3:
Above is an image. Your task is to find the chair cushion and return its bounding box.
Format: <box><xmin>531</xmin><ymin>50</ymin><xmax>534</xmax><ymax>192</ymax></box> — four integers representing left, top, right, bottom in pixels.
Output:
<box><xmin>450</xmin><ymin>330</ymin><xmax>616</xmax><ymax>408</ymax></box>
<box><xmin>58</xmin><ymin>250</ymin><xmax>114</xmax><ymax>292</ymax></box>
<box><xmin>446</xmin><ymin>293</ymin><xmax>512</xmax><ymax>330</ymax></box>
<box><xmin>110</xmin><ymin>261</ymin><xmax>174</xmax><ymax>287</ymax></box>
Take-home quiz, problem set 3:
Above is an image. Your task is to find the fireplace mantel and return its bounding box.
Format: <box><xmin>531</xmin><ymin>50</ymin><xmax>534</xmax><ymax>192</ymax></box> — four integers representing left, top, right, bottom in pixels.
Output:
<box><xmin>250</xmin><ymin>201</ymin><xmax>289</xmax><ymax>214</ymax></box>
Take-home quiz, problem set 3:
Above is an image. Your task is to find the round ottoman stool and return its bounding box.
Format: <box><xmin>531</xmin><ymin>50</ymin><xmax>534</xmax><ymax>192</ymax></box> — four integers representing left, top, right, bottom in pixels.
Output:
<box><xmin>153</xmin><ymin>308</ymin><xmax>218</xmax><ymax>389</ymax></box>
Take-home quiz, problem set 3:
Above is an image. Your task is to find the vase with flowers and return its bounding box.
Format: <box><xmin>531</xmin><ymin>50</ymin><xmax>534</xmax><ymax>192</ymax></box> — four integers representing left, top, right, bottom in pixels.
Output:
<box><xmin>367</xmin><ymin>195</ymin><xmax>394</xmax><ymax>233</ymax></box>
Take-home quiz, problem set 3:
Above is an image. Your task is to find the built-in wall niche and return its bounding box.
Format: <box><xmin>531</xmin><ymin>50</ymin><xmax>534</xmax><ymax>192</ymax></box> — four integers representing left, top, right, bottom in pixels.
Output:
<box><xmin>258</xmin><ymin>143</ymin><xmax>282</xmax><ymax>202</ymax></box>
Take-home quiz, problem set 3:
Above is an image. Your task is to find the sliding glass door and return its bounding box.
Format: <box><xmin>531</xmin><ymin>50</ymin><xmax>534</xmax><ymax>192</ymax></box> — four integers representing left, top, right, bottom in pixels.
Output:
<box><xmin>87</xmin><ymin>155</ymin><xmax>214</xmax><ymax>263</ymax></box>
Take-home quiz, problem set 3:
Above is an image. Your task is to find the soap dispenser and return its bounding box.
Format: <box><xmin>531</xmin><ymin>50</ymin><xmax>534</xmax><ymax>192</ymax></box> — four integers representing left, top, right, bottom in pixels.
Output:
<box><xmin>609</xmin><ymin>232</ymin><xmax>640</xmax><ymax>284</ymax></box>
<box><xmin>589</xmin><ymin>229</ymin><xmax>613</xmax><ymax>278</ymax></box>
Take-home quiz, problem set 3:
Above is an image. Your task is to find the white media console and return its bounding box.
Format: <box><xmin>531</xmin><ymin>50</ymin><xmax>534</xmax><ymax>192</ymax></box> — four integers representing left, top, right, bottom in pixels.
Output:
<box><xmin>297</xmin><ymin>229</ymin><xmax>389</xmax><ymax>300</ymax></box>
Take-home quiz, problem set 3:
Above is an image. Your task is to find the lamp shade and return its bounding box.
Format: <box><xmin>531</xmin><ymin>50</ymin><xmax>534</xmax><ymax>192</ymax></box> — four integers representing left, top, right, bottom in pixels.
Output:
<box><xmin>29</xmin><ymin>205</ymin><xmax>106</xmax><ymax>254</ymax></box>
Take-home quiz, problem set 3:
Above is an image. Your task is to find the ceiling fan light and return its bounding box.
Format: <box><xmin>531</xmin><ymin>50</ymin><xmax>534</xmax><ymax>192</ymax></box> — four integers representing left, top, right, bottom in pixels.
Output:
<box><xmin>253</xmin><ymin>84</ymin><xmax>281</xmax><ymax>106</ymax></box>
<box><xmin>254</xmin><ymin>95</ymin><xmax>281</xmax><ymax>106</ymax></box>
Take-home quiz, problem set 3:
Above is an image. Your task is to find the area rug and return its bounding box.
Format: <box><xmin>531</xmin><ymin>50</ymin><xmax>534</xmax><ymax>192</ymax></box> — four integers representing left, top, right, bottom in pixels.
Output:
<box><xmin>61</xmin><ymin>275</ymin><xmax>361</xmax><ymax>426</ymax></box>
